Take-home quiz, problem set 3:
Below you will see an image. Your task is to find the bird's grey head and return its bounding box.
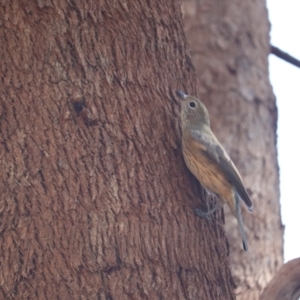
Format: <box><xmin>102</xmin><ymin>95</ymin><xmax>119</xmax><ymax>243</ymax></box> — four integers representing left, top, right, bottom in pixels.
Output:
<box><xmin>176</xmin><ymin>91</ymin><xmax>210</xmax><ymax>127</ymax></box>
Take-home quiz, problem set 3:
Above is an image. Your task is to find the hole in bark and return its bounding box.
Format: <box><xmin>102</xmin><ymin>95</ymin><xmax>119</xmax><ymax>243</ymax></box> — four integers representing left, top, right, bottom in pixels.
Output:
<box><xmin>73</xmin><ymin>101</ymin><xmax>84</xmax><ymax>113</ymax></box>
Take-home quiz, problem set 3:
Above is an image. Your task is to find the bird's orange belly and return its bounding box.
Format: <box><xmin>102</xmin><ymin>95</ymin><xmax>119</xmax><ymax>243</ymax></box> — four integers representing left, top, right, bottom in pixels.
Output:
<box><xmin>183</xmin><ymin>149</ymin><xmax>233</xmax><ymax>200</ymax></box>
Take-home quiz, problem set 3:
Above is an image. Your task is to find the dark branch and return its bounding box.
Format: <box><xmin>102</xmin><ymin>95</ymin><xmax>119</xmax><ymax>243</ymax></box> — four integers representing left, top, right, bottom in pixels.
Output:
<box><xmin>271</xmin><ymin>45</ymin><xmax>300</xmax><ymax>69</ymax></box>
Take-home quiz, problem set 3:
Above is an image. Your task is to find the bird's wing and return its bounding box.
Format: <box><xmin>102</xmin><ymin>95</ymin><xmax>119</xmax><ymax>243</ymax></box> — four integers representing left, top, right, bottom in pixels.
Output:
<box><xmin>190</xmin><ymin>129</ymin><xmax>253</xmax><ymax>211</ymax></box>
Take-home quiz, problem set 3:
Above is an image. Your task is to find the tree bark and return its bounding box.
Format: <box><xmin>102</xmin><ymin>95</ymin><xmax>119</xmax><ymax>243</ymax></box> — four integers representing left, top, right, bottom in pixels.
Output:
<box><xmin>260</xmin><ymin>258</ymin><xmax>300</xmax><ymax>300</ymax></box>
<box><xmin>0</xmin><ymin>1</ymin><xmax>237</xmax><ymax>299</ymax></box>
<box><xmin>181</xmin><ymin>0</ymin><xmax>283</xmax><ymax>299</ymax></box>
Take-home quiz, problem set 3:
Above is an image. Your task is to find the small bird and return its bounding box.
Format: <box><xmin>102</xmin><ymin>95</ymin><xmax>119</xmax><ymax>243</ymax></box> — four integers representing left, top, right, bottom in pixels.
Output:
<box><xmin>177</xmin><ymin>90</ymin><xmax>253</xmax><ymax>251</ymax></box>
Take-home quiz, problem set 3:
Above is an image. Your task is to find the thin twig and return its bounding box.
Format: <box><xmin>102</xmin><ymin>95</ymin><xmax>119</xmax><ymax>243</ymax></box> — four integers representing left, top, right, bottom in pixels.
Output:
<box><xmin>271</xmin><ymin>45</ymin><xmax>300</xmax><ymax>69</ymax></box>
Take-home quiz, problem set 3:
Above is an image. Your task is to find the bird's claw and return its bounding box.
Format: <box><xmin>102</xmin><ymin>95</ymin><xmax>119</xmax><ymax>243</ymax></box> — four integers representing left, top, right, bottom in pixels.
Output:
<box><xmin>195</xmin><ymin>208</ymin><xmax>211</xmax><ymax>220</ymax></box>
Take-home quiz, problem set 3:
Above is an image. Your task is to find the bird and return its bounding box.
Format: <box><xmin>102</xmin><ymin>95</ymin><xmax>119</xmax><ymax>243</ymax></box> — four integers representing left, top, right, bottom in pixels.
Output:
<box><xmin>177</xmin><ymin>90</ymin><xmax>253</xmax><ymax>251</ymax></box>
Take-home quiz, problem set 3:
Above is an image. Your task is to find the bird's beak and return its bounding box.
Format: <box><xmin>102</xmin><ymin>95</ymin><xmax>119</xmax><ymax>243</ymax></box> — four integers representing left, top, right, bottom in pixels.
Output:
<box><xmin>176</xmin><ymin>90</ymin><xmax>187</xmax><ymax>99</ymax></box>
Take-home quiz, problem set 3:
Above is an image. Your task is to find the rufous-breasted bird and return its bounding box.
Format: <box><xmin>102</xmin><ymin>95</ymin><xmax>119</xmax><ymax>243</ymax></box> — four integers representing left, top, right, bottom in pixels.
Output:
<box><xmin>177</xmin><ymin>90</ymin><xmax>253</xmax><ymax>251</ymax></box>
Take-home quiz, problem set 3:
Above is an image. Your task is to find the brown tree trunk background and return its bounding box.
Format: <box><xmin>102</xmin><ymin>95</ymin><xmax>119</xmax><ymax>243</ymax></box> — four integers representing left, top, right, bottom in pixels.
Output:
<box><xmin>0</xmin><ymin>1</ymin><xmax>238</xmax><ymax>299</ymax></box>
<box><xmin>260</xmin><ymin>258</ymin><xmax>300</xmax><ymax>300</ymax></box>
<box><xmin>0</xmin><ymin>0</ymin><xmax>282</xmax><ymax>299</ymax></box>
<box><xmin>182</xmin><ymin>0</ymin><xmax>283</xmax><ymax>299</ymax></box>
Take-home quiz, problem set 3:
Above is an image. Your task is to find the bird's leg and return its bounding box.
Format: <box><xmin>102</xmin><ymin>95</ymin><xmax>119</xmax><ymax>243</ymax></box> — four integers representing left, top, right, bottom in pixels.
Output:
<box><xmin>195</xmin><ymin>192</ymin><xmax>224</xmax><ymax>219</ymax></box>
<box><xmin>195</xmin><ymin>203</ymin><xmax>224</xmax><ymax>219</ymax></box>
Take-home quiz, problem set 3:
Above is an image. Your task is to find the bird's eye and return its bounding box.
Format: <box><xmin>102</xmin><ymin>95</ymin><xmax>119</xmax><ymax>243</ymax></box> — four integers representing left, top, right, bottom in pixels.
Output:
<box><xmin>189</xmin><ymin>102</ymin><xmax>196</xmax><ymax>108</ymax></box>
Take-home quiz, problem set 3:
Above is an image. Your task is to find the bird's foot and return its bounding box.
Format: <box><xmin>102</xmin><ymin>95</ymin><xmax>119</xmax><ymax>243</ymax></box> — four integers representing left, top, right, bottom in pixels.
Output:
<box><xmin>195</xmin><ymin>204</ymin><xmax>223</xmax><ymax>220</ymax></box>
<box><xmin>195</xmin><ymin>208</ymin><xmax>211</xmax><ymax>220</ymax></box>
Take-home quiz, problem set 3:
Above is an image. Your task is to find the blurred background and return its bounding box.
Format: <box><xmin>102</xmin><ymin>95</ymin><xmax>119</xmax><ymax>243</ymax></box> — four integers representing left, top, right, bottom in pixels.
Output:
<box><xmin>268</xmin><ymin>0</ymin><xmax>300</xmax><ymax>261</ymax></box>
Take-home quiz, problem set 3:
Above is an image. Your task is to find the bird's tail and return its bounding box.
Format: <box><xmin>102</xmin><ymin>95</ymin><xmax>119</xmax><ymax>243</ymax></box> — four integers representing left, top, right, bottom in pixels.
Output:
<box><xmin>234</xmin><ymin>193</ymin><xmax>248</xmax><ymax>252</ymax></box>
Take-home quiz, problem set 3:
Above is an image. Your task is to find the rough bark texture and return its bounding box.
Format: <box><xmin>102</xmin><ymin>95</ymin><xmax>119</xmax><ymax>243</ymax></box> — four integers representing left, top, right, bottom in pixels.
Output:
<box><xmin>0</xmin><ymin>1</ymin><xmax>238</xmax><ymax>299</ymax></box>
<box><xmin>181</xmin><ymin>0</ymin><xmax>283</xmax><ymax>299</ymax></box>
<box><xmin>260</xmin><ymin>258</ymin><xmax>300</xmax><ymax>300</ymax></box>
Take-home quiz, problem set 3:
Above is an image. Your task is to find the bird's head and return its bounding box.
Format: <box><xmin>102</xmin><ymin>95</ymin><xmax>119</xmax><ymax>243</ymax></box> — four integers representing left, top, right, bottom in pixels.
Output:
<box><xmin>176</xmin><ymin>91</ymin><xmax>210</xmax><ymax>128</ymax></box>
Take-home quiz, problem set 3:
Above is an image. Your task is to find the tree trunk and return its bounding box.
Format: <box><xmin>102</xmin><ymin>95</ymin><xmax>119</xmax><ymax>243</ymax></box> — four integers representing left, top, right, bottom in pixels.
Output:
<box><xmin>181</xmin><ymin>0</ymin><xmax>283</xmax><ymax>299</ymax></box>
<box><xmin>0</xmin><ymin>1</ymin><xmax>237</xmax><ymax>299</ymax></box>
<box><xmin>260</xmin><ymin>258</ymin><xmax>300</xmax><ymax>300</ymax></box>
